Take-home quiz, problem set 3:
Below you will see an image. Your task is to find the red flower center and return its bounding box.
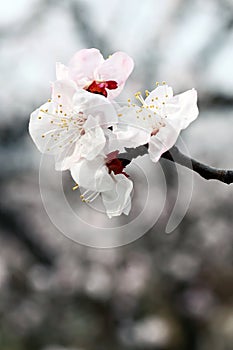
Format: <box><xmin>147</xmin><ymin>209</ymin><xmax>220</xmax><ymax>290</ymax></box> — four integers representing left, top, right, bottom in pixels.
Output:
<box><xmin>106</xmin><ymin>158</ymin><xmax>129</xmax><ymax>178</ymax></box>
<box><xmin>86</xmin><ymin>80</ymin><xmax>118</xmax><ymax>97</ymax></box>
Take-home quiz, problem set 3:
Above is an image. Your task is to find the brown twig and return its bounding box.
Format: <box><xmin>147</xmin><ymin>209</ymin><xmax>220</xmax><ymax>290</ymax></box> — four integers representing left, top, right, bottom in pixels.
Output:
<box><xmin>119</xmin><ymin>145</ymin><xmax>233</xmax><ymax>185</ymax></box>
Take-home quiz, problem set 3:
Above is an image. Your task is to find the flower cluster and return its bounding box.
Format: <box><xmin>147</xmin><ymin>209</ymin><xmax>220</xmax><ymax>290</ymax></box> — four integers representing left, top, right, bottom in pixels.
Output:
<box><xmin>29</xmin><ymin>48</ymin><xmax>199</xmax><ymax>218</ymax></box>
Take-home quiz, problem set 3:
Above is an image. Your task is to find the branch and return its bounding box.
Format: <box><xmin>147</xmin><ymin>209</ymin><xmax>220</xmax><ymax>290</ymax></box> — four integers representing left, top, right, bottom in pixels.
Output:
<box><xmin>119</xmin><ymin>145</ymin><xmax>233</xmax><ymax>185</ymax></box>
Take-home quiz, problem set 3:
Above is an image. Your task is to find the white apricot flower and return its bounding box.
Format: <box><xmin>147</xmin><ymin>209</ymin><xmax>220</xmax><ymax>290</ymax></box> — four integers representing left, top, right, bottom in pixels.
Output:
<box><xmin>56</xmin><ymin>48</ymin><xmax>134</xmax><ymax>99</ymax></box>
<box><xmin>70</xmin><ymin>151</ymin><xmax>133</xmax><ymax>218</ymax></box>
<box><xmin>29</xmin><ymin>80</ymin><xmax>118</xmax><ymax>170</ymax></box>
<box><xmin>113</xmin><ymin>83</ymin><xmax>199</xmax><ymax>162</ymax></box>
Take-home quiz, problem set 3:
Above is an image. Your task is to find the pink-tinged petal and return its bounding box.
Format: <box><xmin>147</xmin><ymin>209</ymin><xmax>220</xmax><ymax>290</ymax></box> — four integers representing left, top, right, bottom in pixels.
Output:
<box><xmin>70</xmin><ymin>157</ymin><xmax>114</xmax><ymax>192</ymax></box>
<box><xmin>96</xmin><ymin>52</ymin><xmax>134</xmax><ymax>99</ymax></box>
<box><xmin>148</xmin><ymin>119</ymin><xmax>183</xmax><ymax>163</ymax></box>
<box><xmin>106</xmin><ymin>150</ymin><xmax>120</xmax><ymax>162</ymax></box>
<box><xmin>68</xmin><ymin>48</ymin><xmax>104</xmax><ymax>88</ymax></box>
<box><xmin>102</xmin><ymin>174</ymin><xmax>133</xmax><ymax>218</ymax></box>
<box><xmin>56</xmin><ymin>62</ymin><xmax>69</xmax><ymax>80</ymax></box>
<box><xmin>168</xmin><ymin>89</ymin><xmax>199</xmax><ymax>129</ymax></box>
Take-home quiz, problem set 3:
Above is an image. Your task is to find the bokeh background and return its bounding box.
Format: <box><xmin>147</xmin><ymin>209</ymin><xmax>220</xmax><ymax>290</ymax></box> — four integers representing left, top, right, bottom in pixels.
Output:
<box><xmin>1</xmin><ymin>0</ymin><xmax>233</xmax><ymax>349</ymax></box>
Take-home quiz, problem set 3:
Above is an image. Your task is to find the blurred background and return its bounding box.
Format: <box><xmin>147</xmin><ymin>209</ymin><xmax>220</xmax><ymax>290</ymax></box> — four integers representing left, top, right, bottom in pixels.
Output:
<box><xmin>1</xmin><ymin>0</ymin><xmax>233</xmax><ymax>349</ymax></box>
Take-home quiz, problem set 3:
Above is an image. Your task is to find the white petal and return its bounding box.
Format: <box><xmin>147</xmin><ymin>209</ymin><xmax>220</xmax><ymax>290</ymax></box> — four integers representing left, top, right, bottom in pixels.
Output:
<box><xmin>51</xmin><ymin>80</ymin><xmax>77</xmax><ymax>111</ymax></box>
<box><xmin>76</xmin><ymin>125</ymin><xmax>106</xmax><ymax>161</ymax></box>
<box><xmin>102</xmin><ymin>174</ymin><xmax>133</xmax><ymax>218</ymax></box>
<box><xmin>103</xmin><ymin>129</ymin><xmax>126</xmax><ymax>154</ymax></box>
<box><xmin>56</xmin><ymin>125</ymin><xmax>106</xmax><ymax>169</ymax></box>
<box><xmin>113</xmin><ymin>106</ymin><xmax>151</xmax><ymax>148</ymax></box>
<box><xmin>145</xmin><ymin>85</ymin><xmax>173</xmax><ymax>106</ymax></box>
<box><xmin>28</xmin><ymin>101</ymin><xmax>78</xmax><ymax>156</ymax></box>
<box><xmin>148</xmin><ymin>119</ymin><xmax>183</xmax><ymax>162</ymax></box>
<box><xmin>167</xmin><ymin>89</ymin><xmax>199</xmax><ymax>129</ymax></box>
<box><xmin>70</xmin><ymin>157</ymin><xmax>114</xmax><ymax>192</ymax></box>
<box><xmin>54</xmin><ymin>142</ymin><xmax>77</xmax><ymax>171</ymax></box>
<box><xmin>72</xmin><ymin>90</ymin><xmax>118</xmax><ymax>127</ymax></box>
<box><xmin>114</xmin><ymin>123</ymin><xmax>150</xmax><ymax>149</ymax></box>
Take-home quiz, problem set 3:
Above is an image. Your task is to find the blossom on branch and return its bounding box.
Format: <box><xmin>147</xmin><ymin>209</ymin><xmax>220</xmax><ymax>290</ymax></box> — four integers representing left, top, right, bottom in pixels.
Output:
<box><xmin>56</xmin><ymin>48</ymin><xmax>134</xmax><ymax>99</ymax></box>
<box><xmin>28</xmin><ymin>47</ymin><xmax>201</xmax><ymax>218</ymax></box>
<box><xmin>29</xmin><ymin>80</ymin><xmax>118</xmax><ymax>170</ymax></box>
<box><xmin>114</xmin><ymin>84</ymin><xmax>199</xmax><ymax>162</ymax></box>
<box><xmin>70</xmin><ymin>151</ymin><xmax>133</xmax><ymax>218</ymax></box>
